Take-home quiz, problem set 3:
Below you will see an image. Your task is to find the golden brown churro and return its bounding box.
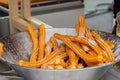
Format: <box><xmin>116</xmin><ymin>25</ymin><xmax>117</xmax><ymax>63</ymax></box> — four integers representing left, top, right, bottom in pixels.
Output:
<box><xmin>78</xmin><ymin>16</ymin><xmax>86</xmax><ymax>37</ymax></box>
<box><xmin>66</xmin><ymin>35</ymin><xmax>103</xmax><ymax>56</ymax></box>
<box><xmin>38</xmin><ymin>24</ymin><xmax>46</xmax><ymax>60</ymax></box>
<box><xmin>66</xmin><ymin>47</ymin><xmax>78</xmax><ymax>66</ymax></box>
<box><xmin>50</xmin><ymin>36</ymin><xmax>58</xmax><ymax>51</ymax></box>
<box><xmin>0</xmin><ymin>42</ymin><xmax>4</xmax><ymax>57</ymax></box>
<box><xmin>19</xmin><ymin>49</ymin><xmax>64</xmax><ymax>68</ymax></box>
<box><xmin>91</xmin><ymin>31</ymin><xmax>115</xmax><ymax>61</ymax></box>
<box><xmin>54</xmin><ymin>33</ymin><xmax>103</xmax><ymax>64</ymax></box>
<box><xmin>28</xmin><ymin>24</ymin><xmax>38</xmax><ymax>62</ymax></box>
<box><xmin>45</xmin><ymin>41</ymin><xmax>52</xmax><ymax>57</ymax></box>
<box><xmin>105</xmin><ymin>40</ymin><xmax>115</xmax><ymax>49</ymax></box>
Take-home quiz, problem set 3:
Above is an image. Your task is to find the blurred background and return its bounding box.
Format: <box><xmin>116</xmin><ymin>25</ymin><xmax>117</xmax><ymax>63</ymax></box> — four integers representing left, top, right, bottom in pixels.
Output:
<box><xmin>84</xmin><ymin>0</ymin><xmax>113</xmax><ymax>33</ymax></box>
<box><xmin>0</xmin><ymin>0</ymin><xmax>114</xmax><ymax>37</ymax></box>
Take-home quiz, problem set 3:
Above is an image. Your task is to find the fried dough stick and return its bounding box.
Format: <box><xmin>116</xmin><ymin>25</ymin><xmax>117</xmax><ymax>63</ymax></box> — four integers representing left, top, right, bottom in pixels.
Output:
<box><xmin>54</xmin><ymin>59</ymin><xmax>66</xmax><ymax>69</ymax></box>
<box><xmin>91</xmin><ymin>31</ymin><xmax>115</xmax><ymax>62</ymax></box>
<box><xmin>0</xmin><ymin>42</ymin><xmax>4</xmax><ymax>57</ymax></box>
<box><xmin>76</xmin><ymin>16</ymin><xmax>114</xmax><ymax>62</ymax></box>
<box><xmin>80</xmin><ymin>17</ymin><xmax>94</xmax><ymax>52</ymax></box>
<box><xmin>78</xmin><ymin>16</ymin><xmax>93</xmax><ymax>39</ymax></box>
<box><xmin>79</xmin><ymin>46</ymin><xmax>104</xmax><ymax>66</ymax></box>
<box><xmin>84</xmin><ymin>59</ymin><xmax>103</xmax><ymax>67</ymax></box>
<box><xmin>68</xmin><ymin>35</ymin><xmax>110</xmax><ymax>62</ymax></box>
<box><xmin>52</xmin><ymin>54</ymin><xmax>66</xmax><ymax>69</ymax></box>
<box><xmin>85</xmin><ymin>27</ymin><xmax>94</xmax><ymax>40</ymax></box>
<box><xmin>76</xmin><ymin>16</ymin><xmax>92</xmax><ymax>51</ymax></box>
<box><xmin>78</xmin><ymin>16</ymin><xmax>86</xmax><ymax>37</ymax></box>
<box><xmin>54</xmin><ymin>33</ymin><xmax>103</xmax><ymax>64</ymax></box>
<box><xmin>28</xmin><ymin>24</ymin><xmax>38</xmax><ymax>62</ymax></box>
<box><xmin>38</xmin><ymin>24</ymin><xmax>46</xmax><ymax>60</ymax></box>
<box><xmin>80</xmin><ymin>44</ymin><xmax>90</xmax><ymax>52</ymax></box>
<box><xmin>41</xmin><ymin>53</ymin><xmax>68</xmax><ymax>69</ymax></box>
<box><xmin>68</xmin><ymin>31</ymin><xmax>113</xmax><ymax>62</ymax></box>
<box><xmin>50</xmin><ymin>53</ymin><xmax>67</xmax><ymax>64</ymax></box>
<box><xmin>75</xmin><ymin>24</ymin><xmax>89</xmax><ymax>51</ymax></box>
<box><xmin>75</xmin><ymin>24</ymin><xmax>79</xmax><ymax>35</ymax></box>
<box><xmin>19</xmin><ymin>49</ymin><xmax>64</xmax><ymax>68</ymax></box>
<box><xmin>42</xmin><ymin>43</ymin><xmax>66</xmax><ymax>69</ymax></box>
<box><xmin>45</xmin><ymin>41</ymin><xmax>52</xmax><ymax>57</ymax></box>
<box><xmin>66</xmin><ymin>47</ymin><xmax>78</xmax><ymax>68</ymax></box>
<box><xmin>105</xmin><ymin>40</ymin><xmax>115</xmax><ymax>49</ymax></box>
<box><xmin>78</xmin><ymin>16</ymin><xmax>114</xmax><ymax>62</ymax></box>
<box><xmin>41</xmin><ymin>64</ymin><xmax>55</xmax><ymax>69</ymax></box>
<box><xmin>77</xmin><ymin>63</ymin><xmax>84</xmax><ymax>68</ymax></box>
<box><xmin>88</xmin><ymin>50</ymin><xmax>97</xmax><ymax>56</ymax></box>
<box><xmin>50</xmin><ymin>36</ymin><xmax>58</xmax><ymax>51</ymax></box>
<box><xmin>66</xmin><ymin>35</ymin><xmax>103</xmax><ymax>56</ymax></box>
<box><xmin>54</xmin><ymin>44</ymin><xmax>66</xmax><ymax>68</ymax></box>
<box><xmin>78</xmin><ymin>16</ymin><xmax>111</xmax><ymax>62</ymax></box>
<box><xmin>87</xmin><ymin>50</ymin><xmax>104</xmax><ymax>65</ymax></box>
<box><xmin>75</xmin><ymin>25</ymin><xmax>90</xmax><ymax>51</ymax></box>
<box><xmin>54</xmin><ymin>65</ymin><xmax>64</xmax><ymax>69</ymax></box>
<box><xmin>45</xmin><ymin>36</ymin><xmax>58</xmax><ymax>57</ymax></box>
<box><xmin>101</xmin><ymin>50</ymin><xmax>110</xmax><ymax>63</ymax></box>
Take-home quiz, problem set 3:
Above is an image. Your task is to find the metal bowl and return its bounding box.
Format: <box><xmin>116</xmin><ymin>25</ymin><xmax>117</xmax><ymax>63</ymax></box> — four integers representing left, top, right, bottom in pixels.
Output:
<box><xmin>0</xmin><ymin>28</ymin><xmax>120</xmax><ymax>80</ymax></box>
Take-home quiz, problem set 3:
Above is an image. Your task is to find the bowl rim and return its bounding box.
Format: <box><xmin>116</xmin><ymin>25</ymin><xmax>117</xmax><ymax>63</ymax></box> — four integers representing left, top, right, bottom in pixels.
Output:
<box><xmin>9</xmin><ymin>60</ymin><xmax>118</xmax><ymax>72</ymax></box>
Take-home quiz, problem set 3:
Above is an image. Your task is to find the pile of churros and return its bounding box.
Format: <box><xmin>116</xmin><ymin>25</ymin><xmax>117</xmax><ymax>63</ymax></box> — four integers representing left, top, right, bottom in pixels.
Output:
<box><xmin>19</xmin><ymin>16</ymin><xmax>115</xmax><ymax>69</ymax></box>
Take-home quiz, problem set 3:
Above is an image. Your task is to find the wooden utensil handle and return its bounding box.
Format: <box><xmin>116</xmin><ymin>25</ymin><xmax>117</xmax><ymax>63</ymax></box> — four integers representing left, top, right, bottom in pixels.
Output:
<box><xmin>9</xmin><ymin>0</ymin><xmax>52</xmax><ymax>34</ymax></box>
<box><xmin>21</xmin><ymin>0</ymin><xmax>31</xmax><ymax>20</ymax></box>
<box><xmin>9</xmin><ymin>0</ymin><xmax>32</xmax><ymax>34</ymax></box>
<box><xmin>9</xmin><ymin>0</ymin><xmax>19</xmax><ymax>33</ymax></box>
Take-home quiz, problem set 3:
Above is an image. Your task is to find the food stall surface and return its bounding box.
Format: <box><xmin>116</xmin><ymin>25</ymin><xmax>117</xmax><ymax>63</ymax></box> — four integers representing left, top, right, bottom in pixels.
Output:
<box><xmin>0</xmin><ymin>75</ymin><xmax>23</xmax><ymax>80</ymax></box>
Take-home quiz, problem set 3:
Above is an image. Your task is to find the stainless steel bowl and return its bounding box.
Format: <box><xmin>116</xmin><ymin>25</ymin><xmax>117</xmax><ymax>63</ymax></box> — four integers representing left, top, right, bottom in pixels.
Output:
<box><xmin>0</xmin><ymin>28</ymin><xmax>120</xmax><ymax>80</ymax></box>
